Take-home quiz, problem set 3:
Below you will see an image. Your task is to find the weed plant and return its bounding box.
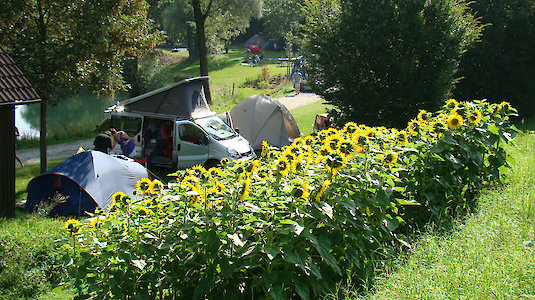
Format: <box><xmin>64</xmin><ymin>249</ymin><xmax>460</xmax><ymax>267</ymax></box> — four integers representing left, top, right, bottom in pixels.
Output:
<box><xmin>65</xmin><ymin>99</ymin><xmax>518</xmax><ymax>299</ymax></box>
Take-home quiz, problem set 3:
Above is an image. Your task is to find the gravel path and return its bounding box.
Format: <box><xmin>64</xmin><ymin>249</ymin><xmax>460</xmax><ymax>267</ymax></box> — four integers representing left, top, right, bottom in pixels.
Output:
<box><xmin>17</xmin><ymin>92</ymin><xmax>323</xmax><ymax>167</ymax></box>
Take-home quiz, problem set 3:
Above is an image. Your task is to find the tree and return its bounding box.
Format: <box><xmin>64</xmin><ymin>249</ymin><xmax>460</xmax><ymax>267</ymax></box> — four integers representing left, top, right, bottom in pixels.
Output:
<box><xmin>262</xmin><ymin>0</ymin><xmax>304</xmax><ymax>37</ymax></box>
<box><xmin>190</xmin><ymin>0</ymin><xmax>262</xmax><ymax>104</ymax></box>
<box><xmin>453</xmin><ymin>0</ymin><xmax>535</xmax><ymax>120</ymax></box>
<box><xmin>301</xmin><ymin>0</ymin><xmax>483</xmax><ymax>128</ymax></box>
<box><xmin>0</xmin><ymin>0</ymin><xmax>161</xmax><ymax>172</ymax></box>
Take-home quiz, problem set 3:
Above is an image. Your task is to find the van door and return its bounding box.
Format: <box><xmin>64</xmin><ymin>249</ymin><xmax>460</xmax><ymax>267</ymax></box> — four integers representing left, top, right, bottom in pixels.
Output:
<box><xmin>110</xmin><ymin>113</ymin><xmax>143</xmax><ymax>158</ymax></box>
<box><xmin>176</xmin><ymin>121</ymin><xmax>209</xmax><ymax>169</ymax></box>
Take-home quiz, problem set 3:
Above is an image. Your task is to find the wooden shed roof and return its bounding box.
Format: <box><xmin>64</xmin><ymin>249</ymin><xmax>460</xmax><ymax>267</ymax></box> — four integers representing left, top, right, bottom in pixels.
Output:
<box><xmin>0</xmin><ymin>46</ymin><xmax>40</xmax><ymax>106</ymax></box>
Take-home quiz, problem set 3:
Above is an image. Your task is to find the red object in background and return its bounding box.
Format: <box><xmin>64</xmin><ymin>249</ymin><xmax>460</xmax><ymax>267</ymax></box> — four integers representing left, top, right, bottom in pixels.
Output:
<box><xmin>248</xmin><ymin>45</ymin><xmax>262</xmax><ymax>53</ymax></box>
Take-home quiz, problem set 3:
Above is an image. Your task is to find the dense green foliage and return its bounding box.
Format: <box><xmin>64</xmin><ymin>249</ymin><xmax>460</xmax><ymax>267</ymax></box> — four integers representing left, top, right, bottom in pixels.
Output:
<box><xmin>66</xmin><ymin>100</ymin><xmax>516</xmax><ymax>298</ymax></box>
<box><xmin>0</xmin><ymin>0</ymin><xmax>161</xmax><ymax>100</ymax></box>
<box><xmin>300</xmin><ymin>0</ymin><xmax>483</xmax><ymax>128</ymax></box>
<box><xmin>453</xmin><ymin>0</ymin><xmax>535</xmax><ymax>121</ymax></box>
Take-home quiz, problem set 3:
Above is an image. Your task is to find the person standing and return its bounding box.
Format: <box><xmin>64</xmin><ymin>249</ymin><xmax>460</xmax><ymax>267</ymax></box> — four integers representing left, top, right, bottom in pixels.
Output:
<box><xmin>93</xmin><ymin>131</ymin><xmax>113</xmax><ymax>154</ymax></box>
<box><xmin>14</xmin><ymin>126</ymin><xmax>23</xmax><ymax>168</ymax></box>
<box><xmin>291</xmin><ymin>68</ymin><xmax>304</xmax><ymax>95</ymax></box>
<box><xmin>110</xmin><ymin>128</ymin><xmax>136</xmax><ymax>157</ymax></box>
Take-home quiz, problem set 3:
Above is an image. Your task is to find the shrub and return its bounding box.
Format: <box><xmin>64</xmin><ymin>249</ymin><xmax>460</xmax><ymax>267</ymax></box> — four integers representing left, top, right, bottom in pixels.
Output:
<box><xmin>68</xmin><ymin>100</ymin><xmax>517</xmax><ymax>299</ymax></box>
<box><xmin>300</xmin><ymin>0</ymin><xmax>484</xmax><ymax>128</ymax></box>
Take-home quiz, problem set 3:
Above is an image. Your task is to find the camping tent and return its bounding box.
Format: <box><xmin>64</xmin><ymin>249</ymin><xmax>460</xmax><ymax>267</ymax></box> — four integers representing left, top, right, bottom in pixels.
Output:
<box><xmin>25</xmin><ymin>151</ymin><xmax>148</xmax><ymax>216</ymax></box>
<box><xmin>230</xmin><ymin>95</ymin><xmax>301</xmax><ymax>150</ymax></box>
<box><xmin>244</xmin><ymin>33</ymin><xmax>269</xmax><ymax>49</ymax></box>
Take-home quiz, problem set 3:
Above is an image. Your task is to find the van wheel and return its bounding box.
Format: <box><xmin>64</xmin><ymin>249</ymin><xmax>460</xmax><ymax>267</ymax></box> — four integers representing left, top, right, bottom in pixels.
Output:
<box><xmin>204</xmin><ymin>159</ymin><xmax>220</xmax><ymax>169</ymax></box>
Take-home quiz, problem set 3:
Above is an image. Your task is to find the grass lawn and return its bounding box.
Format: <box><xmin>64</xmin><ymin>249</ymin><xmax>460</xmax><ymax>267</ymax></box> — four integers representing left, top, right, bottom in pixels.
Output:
<box><xmin>291</xmin><ymin>101</ymin><xmax>333</xmax><ymax>136</ymax></box>
<box><xmin>355</xmin><ymin>132</ymin><xmax>535</xmax><ymax>299</ymax></box>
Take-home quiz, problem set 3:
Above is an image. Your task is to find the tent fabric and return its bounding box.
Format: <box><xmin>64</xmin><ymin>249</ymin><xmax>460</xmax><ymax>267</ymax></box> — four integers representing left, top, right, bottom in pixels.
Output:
<box><xmin>107</xmin><ymin>77</ymin><xmax>212</xmax><ymax>119</ymax></box>
<box><xmin>25</xmin><ymin>151</ymin><xmax>148</xmax><ymax>216</ymax></box>
<box><xmin>244</xmin><ymin>33</ymin><xmax>269</xmax><ymax>49</ymax></box>
<box><xmin>230</xmin><ymin>95</ymin><xmax>301</xmax><ymax>150</ymax></box>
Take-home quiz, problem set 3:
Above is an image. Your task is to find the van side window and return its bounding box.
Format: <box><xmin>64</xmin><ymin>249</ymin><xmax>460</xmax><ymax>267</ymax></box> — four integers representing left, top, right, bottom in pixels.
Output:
<box><xmin>179</xmin><ymin>124</ymin><xmax>205</xmax><ymax>144</ymax></box>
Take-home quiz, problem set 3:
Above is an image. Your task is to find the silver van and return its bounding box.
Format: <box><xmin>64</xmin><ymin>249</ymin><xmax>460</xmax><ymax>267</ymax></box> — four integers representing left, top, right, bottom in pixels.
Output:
<box><xmin>104</xmin><ymin>77</ymin><xmax>255</xmax><ymax>169</ymax></box>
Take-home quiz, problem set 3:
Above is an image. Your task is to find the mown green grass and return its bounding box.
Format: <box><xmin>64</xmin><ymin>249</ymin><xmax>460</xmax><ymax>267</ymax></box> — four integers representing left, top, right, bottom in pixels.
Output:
<box><xmin>291</xmin><ymin>100</ymin><xmax>333</xmax><ymax>136</ymax></box>
<box><xmin>353</xmin><ymin>132</ymin><xmax>535</xmax><ymax>299</ymax></box>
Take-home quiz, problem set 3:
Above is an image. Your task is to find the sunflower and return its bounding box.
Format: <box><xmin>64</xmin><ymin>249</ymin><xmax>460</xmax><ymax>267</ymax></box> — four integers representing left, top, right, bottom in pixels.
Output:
<box><xmin>303</xmin><ymin>136</ymin><xmax>316</xmax><ymax>148</ymax></box>
<box><xmin>396</xmin><ymin>130</ymin><xmax>408</xmax><ymax>145</ymax></box>
<box><xmin>365</xmin><ymin>128</ymin><xmax>375</xmax><ymax>138</ymax></box>
<box><xmin>89</xmin><ymin>216</ymin><xmax>103</xmax><ymax>231</ymax></box>
<box><xmin>343</xmin><ymin>122</ymin><xmax>359</xmax><ymax>134</ymax></box>
<box><xmin>315</xmin><ymin>180</ymin><xmax>331</xmax><ymax>202</ymax></box>
<box><xmin>383</xmin><ymin>152</ymin><xmax>399</xmax><ymax>168</ymax></box>
<box><xmin>276</xmin><ymin>155</ymin><xmax>291</xmax><ymax>177</ymax></box>
<box><xmin>407</xmin><ymin>119</ymin><xmax>420</xmax><ymax>136</ymax></box>
<box><xmin>467</xmin><ymin>108</ymin><xmax>482</xmax><ymax>124</ymax></box>
<box><xmin>261</xmin><ymin>140</ymin><xmax>269</xmax><ymax>157</ymax></box>
<box><xmin>136</xmin><ymin>178</ymin><xmax>154</xmax><ymax>193</ymax></box>
<box><xmin>240</xmin><ymin>176</ymin><xmax>252</xmax><ymax>201</ymax></box>
<box><xmin>208</xmin><ymin>167</ymin><xmax>221</xmax><ymax>177</ymax></box>
<box><xmin>111</xmin><ymin>192</ymin><xmax>127</xmax><ymax>208</ymax></box>
<box><xmin>446</xmin><ymin>113</ymin><xmax>464</xmax><ymax>130</ymax></box>
<box><xmin>417</xmin><ymin>110</ymin><xmax>430</xmax><ymax>123</ymax></box>
<box><xmin>325</xmin><ymin>154</ymin><xmax>347</xmax><ymax>175</ymax></box>
<box><xmin>138</xmin><ymin>206</ymin><xmax>155</xmax><ymax>216</ymax></box>
<box><xmin>151</xmin><ymin>180</ymin><xmax>165</xmax><ymax>194</ymax></box>
<box><xmin>497</xmin><ymin>101</ymin><xmax>512</xmax><ymax>115</ymax></box>
<box><xmin>214</xmin><ymin>182</ymin><xmax>227</xmax><ymax>194</ymax></box>
<box><xmin>445</xmin><ymin>99</ymin><xmax>459</xmax><ymax>111</ymax></box>
<box><xmin>291</xmin><ymin>182</ymin><xmax>310</xmax><ymax>200</ymax></box>
<box><xmin>338</xmin><ymin>141</ymin><xmax>356</xmax><ymax>156</ymax></box>
<box><xmin>64</xmin><ymin>219</ymin><xmax>82</xmax><ymax>235</ymax></box>
<box><xmin>323</xmin><ymin>134</ymin><xmax>344</xmax><ymax>154</ymax></box>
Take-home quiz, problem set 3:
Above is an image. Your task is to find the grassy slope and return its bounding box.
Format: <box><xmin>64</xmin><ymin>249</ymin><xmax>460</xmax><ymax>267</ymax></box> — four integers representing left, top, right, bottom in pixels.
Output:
<box><xmin>358</xmin><ymin>132</ymin><xmax>535</xmax><ymax>299</ymax></box>
<box><xmin>157</xmin><ymin>46</ymin><xmax>293</xmax><ymax>113</ymax></box>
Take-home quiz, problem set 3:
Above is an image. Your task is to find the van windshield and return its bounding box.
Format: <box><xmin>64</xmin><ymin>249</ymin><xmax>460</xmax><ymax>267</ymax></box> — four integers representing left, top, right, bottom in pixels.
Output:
<box><xmin>196</xmin><ymin>116</ymin><xmax>236</xmax><ymax>140</ymax></box>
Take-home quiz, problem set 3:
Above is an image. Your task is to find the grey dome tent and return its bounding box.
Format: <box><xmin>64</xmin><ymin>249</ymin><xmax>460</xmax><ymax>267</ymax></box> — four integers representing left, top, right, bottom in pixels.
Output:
<box><xmin>229</xmin><ymin>95</ymin><xmax>301</xmax><ymax>150</ymax></box>
<box><xmin>25</xmin><ymin>151</ymin><xmax>148</xmax><ymax>216</ymax></box>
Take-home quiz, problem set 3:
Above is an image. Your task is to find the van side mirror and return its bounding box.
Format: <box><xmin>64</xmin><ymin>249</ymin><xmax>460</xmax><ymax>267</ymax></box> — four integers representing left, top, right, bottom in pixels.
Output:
<box><xmin>235</xmin><ymin>128</ymin><xmax>240</xmax><ymax>134</ymax></box>
<box><xmin>202</xmin><ymin>135</ymin><xmax>209</xmax><ymax>145</ymax></box>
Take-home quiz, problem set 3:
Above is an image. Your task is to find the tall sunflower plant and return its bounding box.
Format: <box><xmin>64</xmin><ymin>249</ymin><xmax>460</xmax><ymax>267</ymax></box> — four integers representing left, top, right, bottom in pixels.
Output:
<box><xmin>67</xmin><ymin>99</ymin><xmax>517</xmax><ymax>299</ymax></box>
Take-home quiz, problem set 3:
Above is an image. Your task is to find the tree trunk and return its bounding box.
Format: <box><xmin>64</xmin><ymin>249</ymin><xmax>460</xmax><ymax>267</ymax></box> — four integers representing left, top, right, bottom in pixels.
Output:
<box><xmin>187</xmin><ymin>25</ymin><xmax>198</xmax><ymax>60</ymax></box>
<box><xmin>192</xmin><ymin>0</ymin><xmax>212</xmax><ymax>104</ymax></box>
<box><xmin>40</xmin><ymin>97</ymin><xmax>47</xmax><ymax>173</ymax></box>
<box><xmin>37</xmin><ymin>0</ymin><xmax>48</xmax><ymax>173</ymax></box>
<box><xmin>0</xmin><ymin>107</ymin><xmax>16</xmax><ymax>218</ymax></box>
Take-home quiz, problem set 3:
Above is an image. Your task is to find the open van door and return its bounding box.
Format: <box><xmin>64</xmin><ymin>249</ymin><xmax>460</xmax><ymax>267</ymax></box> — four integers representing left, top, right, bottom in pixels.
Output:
<box><xmin>109</xmin><ymin>113</ymin><xmax>143</xmax><ymax>158</ymax></box>
<box><xmin>176</xmin><ymin>121</ymin><xmax>209</xmax><ymax>169</ymax></box>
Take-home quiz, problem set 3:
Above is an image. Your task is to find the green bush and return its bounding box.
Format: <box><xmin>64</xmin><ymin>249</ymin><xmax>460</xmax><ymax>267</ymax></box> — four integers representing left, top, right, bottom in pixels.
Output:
<box><xmin>300</xmin><ymin>0</ymin><xmax>484</xmax><ymax>128</ymax></box>
<box><xmin>68</xmin><ymin>100</ymin><xmax>516</xmax><ymax>299</ymax></box>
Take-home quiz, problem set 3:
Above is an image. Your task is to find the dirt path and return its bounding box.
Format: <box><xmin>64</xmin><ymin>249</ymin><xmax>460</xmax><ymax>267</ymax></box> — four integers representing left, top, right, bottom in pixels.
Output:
<box><xmin>17</xmin><ymin>92</ymin><xmax>323</xmax><ymax>167</ymax></box>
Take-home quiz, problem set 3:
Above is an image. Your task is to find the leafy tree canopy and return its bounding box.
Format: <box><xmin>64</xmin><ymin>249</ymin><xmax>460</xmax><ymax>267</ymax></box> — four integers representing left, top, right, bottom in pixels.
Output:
<box><xmin>301</xmin><ymin>0</ymin><xmax>483</xmax><ymax>128</ymax></box>
<box><xmin>262</xmin><ymin>0</ymin><xmax>305</xmax><ymax>38</ymax></box>
<box><xmin>453</xmin><ymin>0</ymin><xmax>535</xmax><ymax>120</ymax></box>
<box><xmin>0</xmin><ymin>0</ymin><xmax>161</xmax><ymax>102</ymax></box>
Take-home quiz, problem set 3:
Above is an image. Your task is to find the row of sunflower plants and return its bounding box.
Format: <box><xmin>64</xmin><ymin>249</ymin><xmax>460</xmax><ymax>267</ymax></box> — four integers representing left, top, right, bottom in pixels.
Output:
<box><xmin>63</xmin><ymin>99</ymin><xmax>517</xmax><ymax>299</ymax></box>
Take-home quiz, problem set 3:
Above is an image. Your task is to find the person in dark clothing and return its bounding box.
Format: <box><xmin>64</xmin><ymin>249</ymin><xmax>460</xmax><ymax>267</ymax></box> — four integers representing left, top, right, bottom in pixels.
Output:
<box><xmin>93</xmin><ymin>131</ymin><xmax>112</xmax><ymax>154</ymax></box>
